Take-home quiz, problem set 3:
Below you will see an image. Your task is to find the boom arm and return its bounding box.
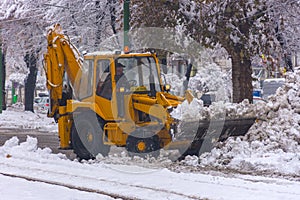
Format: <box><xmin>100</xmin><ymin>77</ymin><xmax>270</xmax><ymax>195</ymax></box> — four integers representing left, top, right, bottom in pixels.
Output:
<box><xmin>44</xmin><ymin>24</ymin><xmax>82</xmax><ymax>117</ymax></box>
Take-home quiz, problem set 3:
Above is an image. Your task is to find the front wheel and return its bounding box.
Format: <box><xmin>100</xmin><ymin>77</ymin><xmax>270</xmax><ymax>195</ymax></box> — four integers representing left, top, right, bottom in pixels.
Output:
<box><xmin>71</xmin><ymin>111</ymin><xmax>110</xmax><ymax>160</ymax></box>
<box><xmin>126</xmin><ymin>135</ymin><xmax>160</xmax><ymax>158</ymax></box>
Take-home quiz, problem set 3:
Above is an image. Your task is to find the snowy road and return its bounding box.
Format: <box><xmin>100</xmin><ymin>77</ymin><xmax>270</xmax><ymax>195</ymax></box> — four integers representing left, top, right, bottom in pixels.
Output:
<box><xmin>0</xmin><ymin>136</ymin><xmax>300</xmax><ymax>200</ymax></box>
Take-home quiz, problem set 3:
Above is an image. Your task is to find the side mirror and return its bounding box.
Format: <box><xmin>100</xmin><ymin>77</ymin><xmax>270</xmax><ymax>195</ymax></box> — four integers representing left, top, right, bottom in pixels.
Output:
<box><xmin>162</xmin><ymin>65</ymin><xmax>168</xmax><ymax>74</ymax></box>
<box><xmin>161</xmin><ymin>58</ymin><xmax>167</xmax><ymax>74</ymax></box>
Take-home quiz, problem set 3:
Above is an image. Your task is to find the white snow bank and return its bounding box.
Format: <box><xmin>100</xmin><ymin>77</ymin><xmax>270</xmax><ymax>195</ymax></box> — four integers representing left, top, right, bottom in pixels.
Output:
<box><xmin>0</xmin><ymin>104</ymin><xmax>57</xmax><ymax>132</ymax></box>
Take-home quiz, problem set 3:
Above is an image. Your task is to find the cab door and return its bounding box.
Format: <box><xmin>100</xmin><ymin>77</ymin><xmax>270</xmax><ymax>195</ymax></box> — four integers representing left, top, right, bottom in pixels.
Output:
<box><xmin>94</xmin><ymin>59</ymin><xmax>115</xmax><ymax>120</ymax></box>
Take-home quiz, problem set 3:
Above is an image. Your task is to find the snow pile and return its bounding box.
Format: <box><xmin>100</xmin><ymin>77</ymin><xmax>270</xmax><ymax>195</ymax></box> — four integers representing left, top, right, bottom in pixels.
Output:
<box><xmin>213</xmin><ymin>99</ymin><xmax>257</xmax><ymax>119</ymax></box>
<box><xmin>93</xmin><ymin>148</ymin><xmax>176</xmax><ymax>170</ymax></box>
<box><xmin>0</xmin><ymin>136</ymin><xmax>66</xmax><ymax>160</ymax></box>
<box><xmin>197</xmin><ymin>70</ymin><xmax>300</xmax><ymax>176</ymax></box>
<box><xmin>171</xmin><ymin>98</ymin><xmax>256</xmax><ymax>121</ymax></box>
<box><xmin>170</xmin><ymin>98</ymin><xmax>206</xmax><ymax>120</ymax></box>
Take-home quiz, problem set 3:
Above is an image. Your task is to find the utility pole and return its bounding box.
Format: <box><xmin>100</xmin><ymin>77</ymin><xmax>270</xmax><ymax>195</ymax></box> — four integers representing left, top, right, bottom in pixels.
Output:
<box><xmin>123</xmin><ymin>0</ymin><xmax>130</xmax><ymax>52</ymax></box>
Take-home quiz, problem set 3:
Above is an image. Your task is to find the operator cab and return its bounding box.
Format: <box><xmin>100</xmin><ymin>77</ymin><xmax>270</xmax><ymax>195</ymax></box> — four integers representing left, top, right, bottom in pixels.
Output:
<box><xmin>82</xmin><ymin>52</ymin><xmax>163</xmax><ymax>99</ymax></box>
<box><xmin>78</xmin><ymin>52</ymin><xmax>164</xmax><ymax>120</ymax></box>
<box><xmin>114</xmin><ymin>55</ymin><xmax>162</xmax><ymax>96</ymax></box>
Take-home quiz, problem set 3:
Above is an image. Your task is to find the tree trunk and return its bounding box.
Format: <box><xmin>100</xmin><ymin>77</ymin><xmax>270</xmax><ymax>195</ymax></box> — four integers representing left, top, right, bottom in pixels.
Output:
<box><xmin>1</xmin><ymin>50</ymin><xmax>6</xmax><ymax>110</ymax></box>
<box><xmin>24</xmin><ymin>53</ymin><xmax>37</xmax><ymax>112</ymax></box>
<box><xmin>231</xmin><ymin>52</ymin><xmax>253</xmax><ymax>103</ymax></box>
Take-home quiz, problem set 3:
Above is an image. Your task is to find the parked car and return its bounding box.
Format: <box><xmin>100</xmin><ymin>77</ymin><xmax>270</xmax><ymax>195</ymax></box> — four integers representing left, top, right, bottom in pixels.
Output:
<box><xmin>262</xmin><ymin>78</ymin><xmax>285</xmax><ymax>100</ymax></box>
<box><xmin>34</xmin><ymin>96</ymin><xmax>49</xmax><ymax>111</ymax></box>
<box><xmin>253</xmin><ymin>96</ymin><xmax>266</xmax><ymax>104</ymax></box>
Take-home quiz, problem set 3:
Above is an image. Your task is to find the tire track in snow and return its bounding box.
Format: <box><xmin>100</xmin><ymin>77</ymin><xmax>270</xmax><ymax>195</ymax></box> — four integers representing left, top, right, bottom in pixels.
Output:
<box><xmin>0</xmin><ymin>158</ymin><xmax>201</xmax><ymax>200</ymax></box>
<box><xmin>0</xmin><ymin>171</ymin><xmax>136</xmax><ymax>200</ymax></box>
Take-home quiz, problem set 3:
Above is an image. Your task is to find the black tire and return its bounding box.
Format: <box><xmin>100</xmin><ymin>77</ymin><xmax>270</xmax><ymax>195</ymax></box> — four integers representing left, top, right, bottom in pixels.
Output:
<box><xmin>126</xmin><ymin>135</ymin><xmax>160</xmax><ymax>158</ymax></box>
<box><xmin>71</xmin><ymin>111</ymin><xmax>110</xmax><ymax>160</ymax></box>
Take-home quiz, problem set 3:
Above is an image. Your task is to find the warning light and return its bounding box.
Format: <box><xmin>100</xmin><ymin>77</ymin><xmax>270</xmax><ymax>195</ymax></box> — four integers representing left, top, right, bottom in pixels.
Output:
<box><xmin>124</xmin><ymin>46</ymin><xmax>129</xmax><ymax>53</ymax></box>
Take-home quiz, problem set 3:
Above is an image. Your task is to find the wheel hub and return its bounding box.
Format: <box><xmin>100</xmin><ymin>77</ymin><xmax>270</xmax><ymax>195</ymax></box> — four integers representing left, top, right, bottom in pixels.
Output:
<box><xmin>137</xmin><ymin>141</ymin><xmax>146</xmax><ymax>152</ymax></box>
<box><xmin>87</xmin><ymin>132</ymin><xmax>93</xmax><ymax>142</ymax></box>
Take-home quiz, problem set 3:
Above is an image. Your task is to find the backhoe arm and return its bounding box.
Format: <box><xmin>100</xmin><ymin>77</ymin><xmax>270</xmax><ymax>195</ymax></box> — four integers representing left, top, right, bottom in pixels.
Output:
<box><xmin>44</xmin><ymin>24</ymin><xmax>82</xmax><ymax>118</ymax></box>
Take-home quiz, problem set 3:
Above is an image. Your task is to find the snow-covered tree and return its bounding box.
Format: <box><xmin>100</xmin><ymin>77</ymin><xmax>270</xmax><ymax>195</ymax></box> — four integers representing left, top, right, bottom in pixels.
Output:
<box><xmin>0</xmin><ymin>0</ymin><xmax>49</xmax><ymax>111</ymax></box>
<box><xmin>0</xmin><ymin>0</ymin><xmax>122</xmax><ymax>111</ymax></box>
<box><xmin>43</xmin><ymin>0</ymin><xmax>122</xmax><ymax>52</ymax></box>
<box><xmin>178</xmin><ymin>0</ymin><xmax>300</xmax><ymax>103</ymax></box>
<box><xmin>131</xmin><ymin>0</ymin><xmax>300</xmax><ymax>103</ymax></box>
<box><xmin>2</xmin><ymin>0</ymin><xmax>300</xmax><ymax>107</ymax></box>
<box><xmin>131</xmin><ymin>0</ymin><xmax>179</xmax><ymax>29</ymax></box>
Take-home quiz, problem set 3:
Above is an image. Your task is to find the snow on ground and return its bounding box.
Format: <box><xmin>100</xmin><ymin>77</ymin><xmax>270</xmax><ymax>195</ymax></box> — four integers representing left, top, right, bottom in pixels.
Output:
<box><xmin>0</xmin><ymin>103</ymin><xmax>56</xmax><ymax>132</ymax></box>
<box><xmin>0</xmin><ymin>104</ymin><xmax>300</xmax><ymax>199</ymax></box>
<box><xmin>0</xmin><ymin>173</ymin><xmax>114</xmax><ymax>200</ymax></box>
<box><xmin>0</xmin><ymin>136</ymin><xmax>300</xmax><ymax>200</ymax></box>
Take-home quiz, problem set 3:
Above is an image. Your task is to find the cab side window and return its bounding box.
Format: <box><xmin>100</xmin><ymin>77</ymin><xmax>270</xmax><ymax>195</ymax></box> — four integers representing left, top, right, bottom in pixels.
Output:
<box><xmin>96</xmin><ymin>60</ymin><xmax>111</xmax><ymax>99</ymax></box>
<box><xmin>78</xmin><ymin>59</ymin><xmax>93</xmax><ymax>100</ymax></box>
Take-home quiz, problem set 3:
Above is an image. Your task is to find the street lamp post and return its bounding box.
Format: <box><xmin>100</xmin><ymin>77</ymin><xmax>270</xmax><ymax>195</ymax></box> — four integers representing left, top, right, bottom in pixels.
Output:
<box><xmin>123</xmin><ymin>0</ymin><xmax>130</xmax><ymax>52</ymax></box>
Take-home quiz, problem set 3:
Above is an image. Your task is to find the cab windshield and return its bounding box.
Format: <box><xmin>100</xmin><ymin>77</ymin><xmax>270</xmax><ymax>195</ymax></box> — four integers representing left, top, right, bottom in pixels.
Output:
<box><xmin>115</xmin><ymin>56</ymin><xmax>161</xmax><ymax>93</ymax></box>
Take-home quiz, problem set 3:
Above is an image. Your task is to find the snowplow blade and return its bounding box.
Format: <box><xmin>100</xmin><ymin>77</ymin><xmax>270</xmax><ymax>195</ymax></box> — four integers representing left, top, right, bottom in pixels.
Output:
<box><xmin>168</xmin><ymin>117</ymin><xmax>256</xmax><ymax>159</ymax></box>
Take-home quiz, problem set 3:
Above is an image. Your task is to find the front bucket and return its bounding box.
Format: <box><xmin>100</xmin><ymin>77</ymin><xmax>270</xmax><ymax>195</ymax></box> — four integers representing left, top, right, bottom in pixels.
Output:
<box><xmin>169</xmin><ymin>117</ymin><xmax>256</xmax><ymax>159</ymax></box>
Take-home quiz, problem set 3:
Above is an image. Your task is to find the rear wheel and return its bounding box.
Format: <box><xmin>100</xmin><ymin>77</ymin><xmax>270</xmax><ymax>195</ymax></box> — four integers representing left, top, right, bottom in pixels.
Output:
<box><xmin>71</xmin><ymin>111</ymin><xmax>110</xmax><ymax>160</ymax></box>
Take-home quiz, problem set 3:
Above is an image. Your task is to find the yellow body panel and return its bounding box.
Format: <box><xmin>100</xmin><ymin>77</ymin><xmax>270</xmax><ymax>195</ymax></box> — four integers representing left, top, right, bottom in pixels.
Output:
<box><xmin>104</xmin><ymin>123</ymin><xmax>128</xmax><ymax>146</ymax></box>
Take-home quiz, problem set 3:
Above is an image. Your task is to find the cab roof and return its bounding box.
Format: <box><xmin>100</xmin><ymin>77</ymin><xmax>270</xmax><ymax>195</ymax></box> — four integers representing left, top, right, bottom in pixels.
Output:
<box><xmin>84</xmin><ymin>51</ymin><xmax>153</xmax><ymax>58</ymax></box>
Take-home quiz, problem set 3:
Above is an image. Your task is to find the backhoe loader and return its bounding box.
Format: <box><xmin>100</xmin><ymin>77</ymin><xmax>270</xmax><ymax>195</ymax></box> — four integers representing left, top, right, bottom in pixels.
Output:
<box><xmin>44</xmin><ymin>24</ymin><xmax>256</xmax><ymax>160</ymax></box>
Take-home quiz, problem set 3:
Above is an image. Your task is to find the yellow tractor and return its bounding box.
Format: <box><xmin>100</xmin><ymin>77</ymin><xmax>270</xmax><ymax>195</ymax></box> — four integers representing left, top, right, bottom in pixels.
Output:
<box><xmin>44</xmin><ymin>24</ymin><xmax>255</xmax><ymax>160</ymax></box>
